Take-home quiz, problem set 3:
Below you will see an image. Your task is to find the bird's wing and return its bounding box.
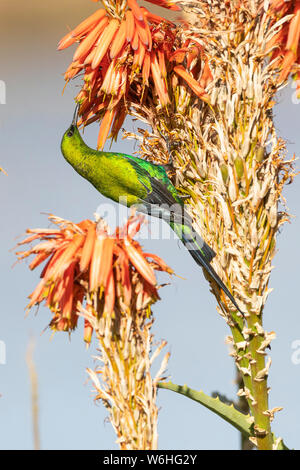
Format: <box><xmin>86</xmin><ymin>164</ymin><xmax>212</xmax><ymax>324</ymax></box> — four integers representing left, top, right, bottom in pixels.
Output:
<box><xmin>124</xmin><ymin>157</ymin><xmax>192</xmax><ymax>225</ymax></box>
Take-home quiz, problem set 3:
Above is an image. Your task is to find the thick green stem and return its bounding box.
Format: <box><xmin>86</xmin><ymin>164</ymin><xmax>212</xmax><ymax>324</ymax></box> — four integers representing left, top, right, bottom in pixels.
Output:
<box><xmin>230</xmin><ymin>309</ymin><xmax>273</xmax><ymax>450</ymax></box>
<box><xmin>246</xmin><ymin>313</ymin><xmax>273</xmax><ymax>450</ymax></box>
<box><xmin>230</xmin><ymin>316</ymin><xmax>253</xmax><ymax>401</ymax></box>
<box><xmin>209</xmin><ymin>307</ymin><xmax>273</xmax><ymax>449</ymax></box>
<box><xmin>236</xmin><ymin>370</ymin><xmax>255</xmax><ymax>450</ymax></box>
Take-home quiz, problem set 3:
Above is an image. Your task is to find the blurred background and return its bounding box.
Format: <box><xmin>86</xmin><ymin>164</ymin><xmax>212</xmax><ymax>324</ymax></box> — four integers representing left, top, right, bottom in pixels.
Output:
<box><xmin>0</xmin><ymin>0</ymin><xmax>299</xmax><ymax>450</ymax></box>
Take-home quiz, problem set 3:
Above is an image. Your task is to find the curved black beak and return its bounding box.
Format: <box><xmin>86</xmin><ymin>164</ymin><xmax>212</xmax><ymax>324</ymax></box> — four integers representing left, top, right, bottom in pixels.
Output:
<box><xmin>71</xmin><ymin>103</ymin><xmax>80</xmax><ymax>127</ymax></box>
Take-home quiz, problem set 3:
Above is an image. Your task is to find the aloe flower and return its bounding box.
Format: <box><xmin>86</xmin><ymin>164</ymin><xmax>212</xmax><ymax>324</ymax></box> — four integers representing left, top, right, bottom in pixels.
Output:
<box><xmin>58</xmin><ymin>0</ymin><xmax>209</xmax><ymax>148</ymax></box>
<box><xmin>16</xmin><ymin>214</ymin><xmax>173</xmax><ymax>343</ymax></box>
<box><xmin>268</xmin><ymin>0</ymin><xmax>300</xmax><ymax>92</ymax></box>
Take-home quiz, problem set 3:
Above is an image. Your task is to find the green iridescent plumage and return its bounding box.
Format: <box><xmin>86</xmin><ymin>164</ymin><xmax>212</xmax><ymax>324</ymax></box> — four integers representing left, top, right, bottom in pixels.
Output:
<box><xmin>60</xmin><ymin>109</ymin><xmax>243</xmax><ymax>316</ymax></box>
<box><xmin>61</xmin><ymin>126</ymin><xmax>180</xmax><ymax>207</ymax></box>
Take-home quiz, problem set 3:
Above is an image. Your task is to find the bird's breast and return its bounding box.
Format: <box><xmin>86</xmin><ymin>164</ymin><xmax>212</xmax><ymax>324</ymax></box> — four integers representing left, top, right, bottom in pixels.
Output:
<box><xmin>89</xmin><ymin>157</ymin><xmax>147</xmax><ymax>206</ymax></box>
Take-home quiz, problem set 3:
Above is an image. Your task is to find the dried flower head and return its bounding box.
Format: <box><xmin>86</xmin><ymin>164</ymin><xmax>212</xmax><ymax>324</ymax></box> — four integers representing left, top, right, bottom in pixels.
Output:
<box><xmin>16</xmin><ymin>214</ymin><xmax>173</xmax><ymax>343</ymax></box>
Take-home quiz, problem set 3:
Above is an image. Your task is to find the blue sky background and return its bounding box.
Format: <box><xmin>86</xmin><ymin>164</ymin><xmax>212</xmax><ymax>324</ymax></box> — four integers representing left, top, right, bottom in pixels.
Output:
<box><xmin>0</xmin><ymin>0</ymin><xmax>299</xmax><ymax>450</ymax></box>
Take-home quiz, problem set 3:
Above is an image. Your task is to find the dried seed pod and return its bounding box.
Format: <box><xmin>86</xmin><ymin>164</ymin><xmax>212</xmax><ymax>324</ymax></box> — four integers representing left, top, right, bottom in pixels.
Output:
<box><xmin>241</xmin><ymin>137</ymin><xmax>251</xmax><ymax>159</ymax></box>
<box><xmin>250</xmin><ymin>217</ymin><xmax>258</xmax><ymax>248</ymax></box>
<box><xmin>255</xmin><ymin>145</ymin><xmax>265</xmax><ymax>162</ymax></box>
<box><xmin>228</xmin><ymin>166</ymin><xmax>237</xmax><ymax>202</ymax></box>
<box><xmin>269</xmin><ymin>204</ymin><xmax>278</xmax><ymax>228</ymax></box>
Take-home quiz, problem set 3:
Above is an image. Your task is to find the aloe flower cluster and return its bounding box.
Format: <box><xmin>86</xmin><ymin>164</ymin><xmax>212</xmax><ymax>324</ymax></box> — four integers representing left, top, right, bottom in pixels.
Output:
<box><xmin>58</xmin><ymin>0</ymin><xmax>209</xmax><ymax>148</ymax></box>
<box><xmin>16</xmin><ymin>214</ymin><xmax>172</xmax><ymax>343</ymax></box>
<box><xmin>268</xmin><ymin>0</ymin><xmax>300</xmax><ymax>90</ymax></box>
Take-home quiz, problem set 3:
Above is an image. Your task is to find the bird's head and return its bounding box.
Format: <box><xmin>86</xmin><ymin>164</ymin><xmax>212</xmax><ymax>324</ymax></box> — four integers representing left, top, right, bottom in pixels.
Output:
<box><xmin>62</xmin><ymin>104</ymin><xmax>81</xmax><ymax>141</ymax></box>
<box><xmin>61</xmin><ymin>104</ymin><xmax>83</xmax><ymax>159</ymax></box>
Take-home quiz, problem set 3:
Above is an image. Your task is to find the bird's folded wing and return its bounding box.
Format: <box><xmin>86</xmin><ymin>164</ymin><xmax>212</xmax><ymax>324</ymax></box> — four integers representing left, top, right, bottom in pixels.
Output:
<box><xmin>126</xmin><ymin>159</ymin><xmax>192</xmax><ymax>225</ymax></box>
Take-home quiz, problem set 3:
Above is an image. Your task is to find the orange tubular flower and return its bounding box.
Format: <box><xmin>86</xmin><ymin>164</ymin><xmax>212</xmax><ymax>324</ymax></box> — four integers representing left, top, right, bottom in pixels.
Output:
<box><xmin>16</xmin><ymin>215</ymin><xmax>173</xmax><ymax>343</ymax></box>
<box><xmin>268</xmin><ymin>1</ymin><xmax>300</xmax><ymax>92</ymax></box>
<box><xmin>173</xmin><ymin>65</ymin><xmax>210</xmax><ymax>103</ymax></box>
<box><xmin>58</xmin><ymin>0</ymin><xmax>210</xmax><ymax>148</ymax></box>
<box><xmin>142</xmin><ymin>0</ymin><xmax>180</xmax><ymax>10</ymax></box>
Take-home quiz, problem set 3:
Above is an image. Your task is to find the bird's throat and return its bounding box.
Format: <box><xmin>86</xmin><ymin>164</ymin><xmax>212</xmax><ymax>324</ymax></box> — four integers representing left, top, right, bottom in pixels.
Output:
<box><xmin>61</xmin><ymin>130</ymin><xmax>101</xmax><ymax>184</ymax></box>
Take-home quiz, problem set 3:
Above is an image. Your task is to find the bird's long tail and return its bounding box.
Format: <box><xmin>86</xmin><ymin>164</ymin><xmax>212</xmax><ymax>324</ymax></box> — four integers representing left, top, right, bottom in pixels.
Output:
<box><xmin>171</xmin><ymin>222</ymin><xmax>244</xmax><ymax>316</ymax></box>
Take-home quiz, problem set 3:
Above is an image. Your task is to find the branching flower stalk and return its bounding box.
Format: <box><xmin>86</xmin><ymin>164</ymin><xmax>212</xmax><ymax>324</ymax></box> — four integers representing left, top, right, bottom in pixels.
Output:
<box><xmin>16</xmin><ymin>214</ymin><xmax>172</xmax><ymax>449</ymax></box>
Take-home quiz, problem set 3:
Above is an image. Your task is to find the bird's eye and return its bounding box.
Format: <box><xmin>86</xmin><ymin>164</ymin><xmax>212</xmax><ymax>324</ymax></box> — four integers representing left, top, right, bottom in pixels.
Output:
<box><xmin>67</xmin><ymin>125</ymin><xmax>75</xmax><ymax>137</ymax></box>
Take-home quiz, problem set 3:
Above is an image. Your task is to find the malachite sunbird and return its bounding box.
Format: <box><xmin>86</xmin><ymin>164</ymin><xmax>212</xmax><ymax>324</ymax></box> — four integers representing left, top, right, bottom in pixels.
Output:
<box><xmin>61</xmin><ymin>107</ymin><xmax>243</xmax><ymax>316</ymax></box>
